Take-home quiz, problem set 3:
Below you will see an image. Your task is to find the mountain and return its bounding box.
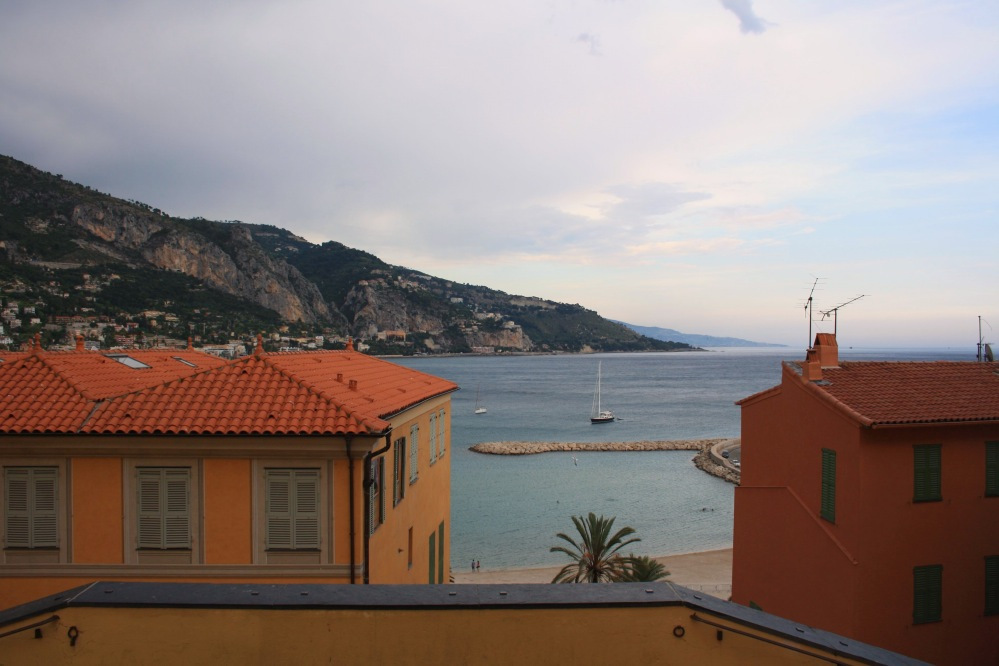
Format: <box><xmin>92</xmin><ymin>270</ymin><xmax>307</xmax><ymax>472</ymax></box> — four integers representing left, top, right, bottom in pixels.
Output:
<box><xmin>615</xmin><ymin>322</ymin><xmax>786</xmax><ymax>348</ymax></box>
<box><xmin>0</xmin><ymin>155</ymin><xmax>698</xmax><ymax>355</ymax></box>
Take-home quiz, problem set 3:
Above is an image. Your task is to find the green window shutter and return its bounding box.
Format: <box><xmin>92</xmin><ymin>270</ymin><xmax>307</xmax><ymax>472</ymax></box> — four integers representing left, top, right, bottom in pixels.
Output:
<box><xmin>393</xmin><ymin>439</ymin><xmax>402</xmax><ymax>505</ymax></box>
<box><xmin>820</xmin><ymin>449</ymin><xmax>836</xmax><ymax>523</ymax></box>
<box><xmin>437</xmin><ymin>521</ymin><xmax>445</xmax><ymax>584</ymax></box>
<box><xmin>368</xmin><ymin>461</ymin><xmax>376</xmax><ymax>535</ymax></box>
<box><xmin>377</xmin><ymin>458</ymin><xmax>386</xmax><ymax>526</ymax></box>
<box><xmin>913</xmin><ymin>444</ymin><xmax>942</xmax><ymax>502</ymax></box>
<box><xmin>428</xmin><ymin>531</ymin><xmax>436</xmax><ymax>584</ymax></box>
<box><xmin>913</xmin><ymin>564</ymin><xmax>942</xmax><ymax>624</ymax></box>
<box><xmin>986</xmin><ymin>442</ymin><xmax>999</xmax><ymax>497</ymax></box>
<box><xmin>438</xmin><ymin>410</ymin><xmax>446</xmax><ymax>455</ymax></box>
<box><xmin>5</xmin><ymin>467</ymin><xmax>58</xmax><ymax>549</ymax></box>
<box><xmin>986</xmin><ymin>556</ymin><xmax>999</xmax><ymax>616</ymax></box>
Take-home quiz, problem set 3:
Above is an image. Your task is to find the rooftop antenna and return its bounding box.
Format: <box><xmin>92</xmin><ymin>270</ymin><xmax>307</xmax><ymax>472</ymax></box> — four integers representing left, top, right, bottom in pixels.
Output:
<box><xmin>820</xmin><ymin>295</ymin><xmax>866</xmax><ymax>339</ymax></box>
<box><xmin>978</xmin><ymin>316</ymin><xmax>994</xmax><ymax>362</ymax></box>
<box><xmin>802</xmin><ymin>278</ymin><xmax>823</xmax><ymax>347</ymax></box>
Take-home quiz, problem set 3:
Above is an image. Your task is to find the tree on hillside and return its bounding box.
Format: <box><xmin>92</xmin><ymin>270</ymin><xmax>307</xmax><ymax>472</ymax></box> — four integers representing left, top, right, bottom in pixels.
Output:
<box><xmin>550</xmin><ymin>513</ymin><xmax>640</xmax><ymax>583</ymax></box>
<box><xmin>620</xmin><ymin>554</ymin><xmax>670</xmax><ymax>582</ymax></box>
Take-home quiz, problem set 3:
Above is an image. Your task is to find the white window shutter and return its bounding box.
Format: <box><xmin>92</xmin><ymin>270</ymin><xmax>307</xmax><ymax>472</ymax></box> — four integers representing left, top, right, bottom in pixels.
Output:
<box><xmin>293</xmin><ymin>470</ymin><xmax>320</xmax><ymax>549</ymax></box>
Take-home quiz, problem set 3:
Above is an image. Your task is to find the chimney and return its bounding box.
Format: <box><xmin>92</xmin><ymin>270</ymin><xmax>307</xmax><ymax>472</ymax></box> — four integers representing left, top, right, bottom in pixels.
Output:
<box><xmin>76</xmin><ymin>334</ymin><xmax>85</xmax><ymax>351</ymax></box>
<box><xmin>348</xmin><ymin>379</ymin><xmax>358</xmax><ymax>390</ymax></box>
<box><xmin>345</xmin><ymin>337</ymin><xmax>355</xmax><ymax>352</ymax></box>
<box><xmin>802</xmin><ymin>333</ymin><xmax>839</xmax><ymax>381</ymax></box>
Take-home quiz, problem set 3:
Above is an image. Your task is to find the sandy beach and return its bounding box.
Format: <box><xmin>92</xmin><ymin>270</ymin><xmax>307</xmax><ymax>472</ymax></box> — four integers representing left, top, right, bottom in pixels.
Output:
<box><xmin>452</xmin><ymin>547</ymin><xmax>732</xmax><ymax>598</ymax></box>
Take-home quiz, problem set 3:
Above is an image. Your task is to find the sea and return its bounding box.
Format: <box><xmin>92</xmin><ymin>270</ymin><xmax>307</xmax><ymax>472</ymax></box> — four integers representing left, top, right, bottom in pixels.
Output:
<box><xmin>393</xmin><ymin>346</ymin><xmax>975</xmax><ymax>573</ymax></box>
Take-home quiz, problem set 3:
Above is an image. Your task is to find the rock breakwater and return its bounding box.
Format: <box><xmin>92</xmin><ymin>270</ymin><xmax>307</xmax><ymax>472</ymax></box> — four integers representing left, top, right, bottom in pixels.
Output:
<box><xmin>469</xmin><ymin>439</ymin><xmax>724</xmax><ymax>455</ymax></box>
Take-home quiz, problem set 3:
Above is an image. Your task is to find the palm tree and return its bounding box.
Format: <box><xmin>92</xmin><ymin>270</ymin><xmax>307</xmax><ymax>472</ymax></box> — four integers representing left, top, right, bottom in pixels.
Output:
<box><xmin>550</xmin><ymin>513</ymin><xmax>641</xmax><ymax>583</ymax></box>
<box><xmin>620</xmin><ymin>554</ymin><xmax>670</xmax><ymax>582</ymax></box>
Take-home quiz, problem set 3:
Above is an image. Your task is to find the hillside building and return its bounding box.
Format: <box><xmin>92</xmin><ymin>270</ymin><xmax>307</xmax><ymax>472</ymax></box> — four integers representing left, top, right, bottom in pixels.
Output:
<box><xmin>0</xmin><ymin>336</ymin><xmax>456</xmax><ymax>609</ymax></box>
<box><xmin>732</xmin><ymin>333</ymin><xmax>999</xmax><ymax>665</ymax></box>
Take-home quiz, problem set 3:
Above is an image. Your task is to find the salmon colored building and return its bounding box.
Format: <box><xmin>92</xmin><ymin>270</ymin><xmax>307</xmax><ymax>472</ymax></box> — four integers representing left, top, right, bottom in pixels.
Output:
<box><xmin>0</xmin><ymin>337</ymin><xmax>457</xmax><ymax>610</ymax></box>
<box><xmin>732</xmin><ymin>334</ymin><xmax>999</xmax><ymax>665</ymax></box>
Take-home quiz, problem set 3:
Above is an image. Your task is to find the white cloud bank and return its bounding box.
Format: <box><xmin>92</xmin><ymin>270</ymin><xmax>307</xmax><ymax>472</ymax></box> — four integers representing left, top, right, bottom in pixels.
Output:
<box><xmin>1</xmin><ymin>1</ymin><xmax>997</xmax><ymax>346</ymax></box>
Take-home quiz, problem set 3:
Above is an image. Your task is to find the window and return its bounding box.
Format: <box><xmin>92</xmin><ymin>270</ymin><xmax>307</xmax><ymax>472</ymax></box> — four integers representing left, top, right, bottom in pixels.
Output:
<box><xmin>369</xmin><ymin>458</ymin><xmax>385</xmax><ymax>534</ymax></box>
<box><xmin>913</xmin><ymin>444</ymin><xmax>941</xmax><ymax>502</ymax></box>
<box><xmin>265</xmin><ymin>469</ymin><xmax>320</xmax><ymax>550</ymax></box>
<box><xmin>409</xmin><ymin>425</ymin><xmax>419</xmax><ymax>483</ymax></box>
<box><xmin>913</xmin><ymin>565</ymin><xmax>942</xmax><ymax>624</ymax></box>
<box><xmin>428</xmin><ymin>530</ymin><xmax>436</xmax><ymax>584</ymax></box>
<box><xmin>820</xmin><ymin>449</ymin><xmax>836</xmax><ymax>523</ymax></box>
<box><xmin>108</xmin><ymin>353</ymin><xmax>151</xmax><ymax>369</ymax></box>
<box><xmin>986</xmin><ymin>442</ymin><xmax>999</xmax><ymax>497</ymax></box>
<box><xmin>393</xmin><ymin>437</ymin><xmax>406</xmax><ymax>506</ymax></box>
<box><xmin>429</xmin><ymin>413</ymin><xmax>438</xmax><ymax>465</ymax></box>
<box><xmin>4</xmin><ymin>467</ymin><xmax>58</xmax><ymax>550</ymax></box>
<box><xmin>136</xmin><ymin>468</ymin><xmax>190</xmax><ymax>550</ymax></box>
<box><xmin>987</xmin><ymin>556</ymin><xmax>999</xmax><ymax>617</ymax></box>
<box><xmin>438</xmin><ymin>409</ymin><xmax>446</xmax><ymax>456</ymax></box>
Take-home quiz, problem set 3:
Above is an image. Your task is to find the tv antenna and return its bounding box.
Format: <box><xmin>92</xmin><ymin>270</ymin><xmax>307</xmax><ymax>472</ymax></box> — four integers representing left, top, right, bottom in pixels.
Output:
<box><xmin>802</xmin><ymin>278</ymin><xmax>823</xmax><ymax>347</ymax></box>
<box><xmin>820</xmin><ymin>295</ymin><xmax>866</xmax><ymax>338</ymax></box>
<box><xmin>978</xmin><ymin>316</ymin><xmax>994</xmax><ymax>362</ymax></box>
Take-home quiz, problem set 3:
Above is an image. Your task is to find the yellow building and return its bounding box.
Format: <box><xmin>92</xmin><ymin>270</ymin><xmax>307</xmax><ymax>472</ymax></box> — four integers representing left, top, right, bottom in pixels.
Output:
<box><xmin>0</xmin><ymin>580</ymin><xmax>926</xmax><ymax>664</ymax></box>
<box><xmin>0</xmin><ymin>337</ymin><xmax>457</xmax><ymax>609</ymax></box>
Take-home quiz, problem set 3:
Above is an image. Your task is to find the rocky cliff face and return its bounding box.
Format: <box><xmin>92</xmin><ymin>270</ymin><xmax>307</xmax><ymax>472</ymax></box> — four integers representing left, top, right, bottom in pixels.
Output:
<box><xmin>71</xmin><ymin>204</ymin><xmax>341</xmax><ymax>325</ymax></box>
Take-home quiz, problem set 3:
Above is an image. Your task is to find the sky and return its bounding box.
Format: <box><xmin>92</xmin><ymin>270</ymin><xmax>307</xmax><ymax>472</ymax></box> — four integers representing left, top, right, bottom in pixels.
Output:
<box><xmin>2</xmin><ymin>1</ymin><xmax>998</xmax><ymax>348</ymax></box>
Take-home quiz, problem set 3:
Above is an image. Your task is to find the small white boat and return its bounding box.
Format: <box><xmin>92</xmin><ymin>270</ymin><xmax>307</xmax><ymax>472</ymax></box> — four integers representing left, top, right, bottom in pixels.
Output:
<box><xmin>590</xmin><ymin>362</ymin><xmax>615</xmax><ymax>424</ymax></box>
<box><xmin>474</xmin><ymin>385</ymin><xmax>487</xmax><ymax>414</ymax></box>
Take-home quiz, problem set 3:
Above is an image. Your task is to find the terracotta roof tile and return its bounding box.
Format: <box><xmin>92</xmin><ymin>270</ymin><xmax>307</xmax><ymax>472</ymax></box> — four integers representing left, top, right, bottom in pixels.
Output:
<box><xmin>0</xmin><ymin>348</ymin><xmax>457</xmax><ymax>437</ymax></box>
<box><xmin>791</xmin><ymin>360</ymin><xmax>999</xmax><ymax>426</ymax></box>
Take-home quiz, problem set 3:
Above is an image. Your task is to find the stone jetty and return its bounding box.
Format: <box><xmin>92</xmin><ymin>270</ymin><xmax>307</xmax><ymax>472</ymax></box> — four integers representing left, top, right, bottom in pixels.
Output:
<box><xmin>469</xmin><ymin>438</ymin><xmax>741</xmax><ymax>485</ymax></box>
<box><xmin>469</xmin><ymin>439</ymin><xmax>724</xmax><ymax>455</ymax></box>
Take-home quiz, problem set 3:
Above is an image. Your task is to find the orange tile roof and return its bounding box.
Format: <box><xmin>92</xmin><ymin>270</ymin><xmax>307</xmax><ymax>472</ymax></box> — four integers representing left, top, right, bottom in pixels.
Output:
<box><xmin>0</xmin><ymin>347</ymin><xmax>457</xmax><ymax>436</ymax></box>
<box><xmin>789</xmin><ymin>360</ymin><xmax>999</xmax><ymax>427</ymax></box>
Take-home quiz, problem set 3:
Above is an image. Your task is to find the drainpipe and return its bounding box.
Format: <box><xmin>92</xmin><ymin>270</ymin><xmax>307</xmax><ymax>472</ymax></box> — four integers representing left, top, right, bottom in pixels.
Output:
<box><xmin>346</xmin><ymin>436</ymin><xmax>355</xmax><ymax>584</ymax></box>
<box><xmin>362</xmin><ymin>431</ymin><xmax>392</xmax><ymax>585</ymax></box>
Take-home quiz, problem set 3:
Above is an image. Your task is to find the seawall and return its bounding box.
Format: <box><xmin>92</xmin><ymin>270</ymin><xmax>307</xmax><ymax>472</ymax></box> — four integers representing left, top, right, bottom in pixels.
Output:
<box><xmin>469</xmin><ymin>438</ymin><xmax>741</xmax><ymax>485</ymax></box>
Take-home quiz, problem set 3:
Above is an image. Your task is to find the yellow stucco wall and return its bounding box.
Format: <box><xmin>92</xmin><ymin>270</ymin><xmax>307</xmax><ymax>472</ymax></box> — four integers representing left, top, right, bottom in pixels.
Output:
<box><xmin>203</xmin><ymin>458</ymin><xmax>252</xmax><ymax>565</ymax></box>
<box><xmin>70</xmin><ymin>458</ymin><xmax>123</xmax><ymax>564</ymax></box>
<box><xmin>0</xmin><ymin>603</ymin><xmax>884</xmax><ymax>665</ymax></box>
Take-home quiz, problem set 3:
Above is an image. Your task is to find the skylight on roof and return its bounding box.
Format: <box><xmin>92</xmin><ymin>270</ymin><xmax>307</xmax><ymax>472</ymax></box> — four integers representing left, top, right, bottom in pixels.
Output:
<box><xmin>172</xmin><ymin>356</ymin><xmax>197</xmax><ymax>368</ymax></box>
<box><xmin>108</xmin><ymin>354</ymin><xmax>151</xmax><ymax>369</ymax></box>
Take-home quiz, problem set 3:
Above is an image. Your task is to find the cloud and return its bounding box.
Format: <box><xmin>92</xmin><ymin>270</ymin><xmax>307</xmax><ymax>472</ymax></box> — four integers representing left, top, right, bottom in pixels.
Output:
<box><xmin>719</xmin><ymin>0</ymin><xmax>769</xmax><ymax>34</ymax></box>
<box><xmin>575</xmin><ymin>33</ymin><xmax>601</xmax><ymax>56</ymax></box>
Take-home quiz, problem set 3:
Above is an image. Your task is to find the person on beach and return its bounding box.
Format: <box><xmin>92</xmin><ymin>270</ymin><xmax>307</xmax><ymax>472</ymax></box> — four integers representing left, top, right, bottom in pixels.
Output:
<box><xmin>476</xmin><ymin>560</ymin><xmax>480</xmax><ymax>572</ymax></box>
<box><xmin>472</xmin><ymin>560</ymin><xmax>476</xmax><ymax>572</ymax></box>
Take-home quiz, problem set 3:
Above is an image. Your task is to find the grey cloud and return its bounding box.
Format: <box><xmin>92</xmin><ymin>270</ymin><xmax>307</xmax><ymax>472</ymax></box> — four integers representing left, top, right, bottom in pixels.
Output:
<box><xmin>602</xmin><ymin>182</ymin><xmax>711</xmax><ymax>230</ymax></box>
<box><xmin>575</xmin><ymin>33</ymin><xmax>601</xmax><ymax>56</ymax></box>
<box><xmin>719</xmin><ymin>0</ymin><xmax>769</xmax><ymax>34</ymax></box>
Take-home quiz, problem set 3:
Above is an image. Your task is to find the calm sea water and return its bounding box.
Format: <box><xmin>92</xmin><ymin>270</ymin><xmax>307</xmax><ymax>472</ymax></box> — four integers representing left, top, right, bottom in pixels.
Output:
<box><xmin>394</xmin><ymin>346</ymin><xmax>974</xmax><ymax>572</ymax></box>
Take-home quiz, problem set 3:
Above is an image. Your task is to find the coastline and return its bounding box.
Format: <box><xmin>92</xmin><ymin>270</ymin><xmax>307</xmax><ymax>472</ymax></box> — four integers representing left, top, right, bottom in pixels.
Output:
<box><xmin>452</xmin><ymin>547</ymin><xmax>733</xmax><ymax>598</ymax></box>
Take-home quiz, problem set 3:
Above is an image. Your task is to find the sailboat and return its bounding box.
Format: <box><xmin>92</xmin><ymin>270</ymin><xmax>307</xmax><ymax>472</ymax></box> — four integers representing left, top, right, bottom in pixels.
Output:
<box><xmin>590</xmin><ymin>362</ymin><xmax>615</xmax><ymax>424</ymax></box>
<box><xmin>474</xmin><ymin>385</ymin><xmax>487</xmax><ymax>414</ymax></box>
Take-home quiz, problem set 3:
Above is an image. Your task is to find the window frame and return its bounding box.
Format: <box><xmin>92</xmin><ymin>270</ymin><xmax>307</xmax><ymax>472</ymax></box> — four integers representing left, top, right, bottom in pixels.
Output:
<box><xmin>913</xmin><ymin>444</ymin><xmax>942</xmax><ymax>503</ymax></box>
<box><xmin>409</xmin><ymin>424</ymin><xmax>419</xmax><ymax>484</ymax></box>
<box><xmin>253</xmin><ymin>461</ymin><xmax>330</xmax><ymax>564</ymax></box>
<box><xmin>986</xmin><ymin>555</ymin><xmax>999</xmax><ymax>617</ymax></box>
<box><xmin>986</xmin><ymin>441</ymin><xmax>999</xmax><ymax>498</ymax></box>
<box><xmin>429</xmin><ymin>413</ymin><xmax>438</xmax><ymax>465</ymax></box>
<box><xmin>124</xmin><ymin>459</ymin><xmax>201</xmax><ymax>564</ymax></box>
<box><xmin>820</xmin><ymin>448</ymin><xmax>836</xmax><ymax>523</ymax></box>
<box><xmin>913</xmin><ymin>564</ymin><xmax>943</xmax><ymax>624</ymax></box>
<box><xmin>2</xmin><ymin>460</ymin><xmax>68</xmax><ymax>564</ymax></box>
<box><xmin>438</xmin><ymin>409</ymin><xmax>447</xmax><ymax>457</ymax></box>
<box><xmin>393</xmin><ymin>437</ymin><xmax>406</xmax><ymax>506</ymax></box>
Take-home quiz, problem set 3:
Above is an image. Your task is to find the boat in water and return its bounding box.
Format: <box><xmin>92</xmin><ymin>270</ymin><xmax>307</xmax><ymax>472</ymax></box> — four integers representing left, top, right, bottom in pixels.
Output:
<box><xmin>590</xmin><ymin>362</ymin><xmax>615</xmax><ymax>424</ymax></box>
<box><xmin>474</xmin><ymin>385</ymin><xmax>487</xmax><ymax>414</ymax></box>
